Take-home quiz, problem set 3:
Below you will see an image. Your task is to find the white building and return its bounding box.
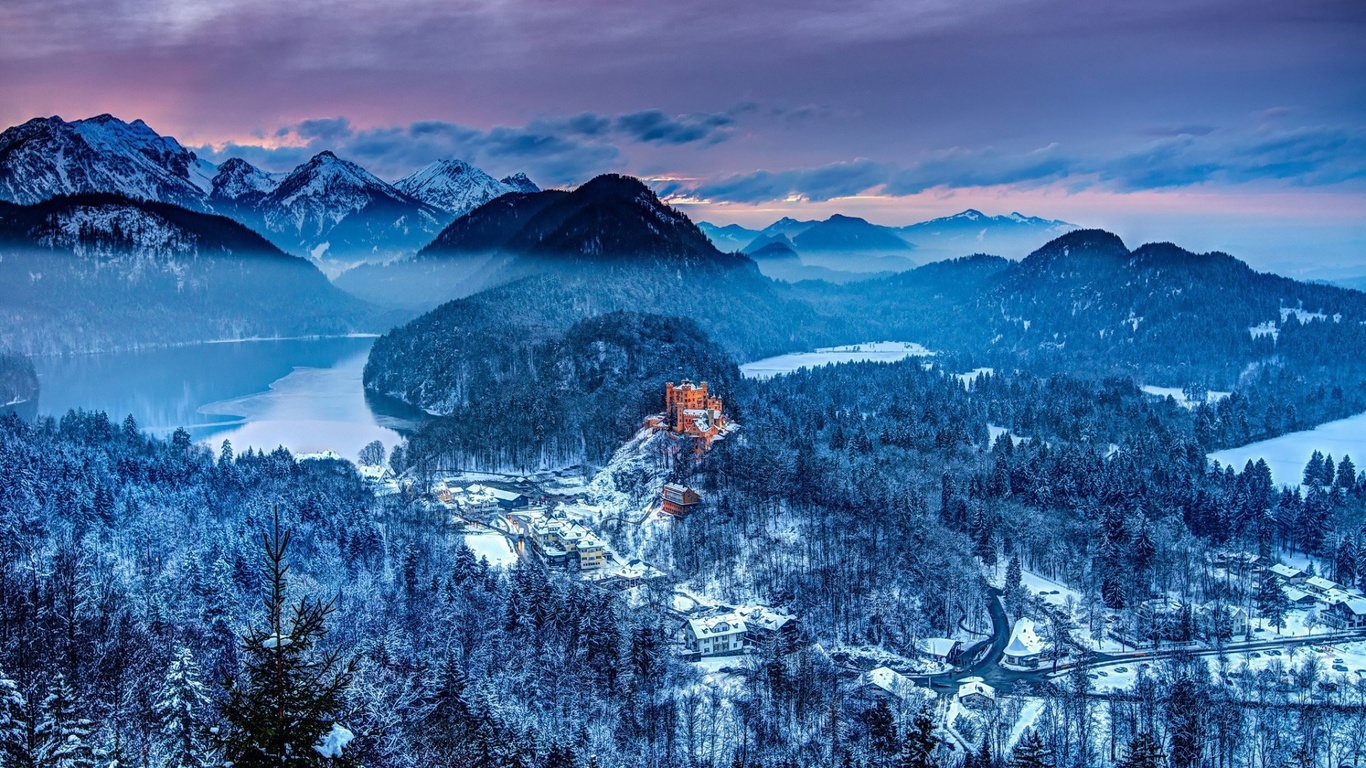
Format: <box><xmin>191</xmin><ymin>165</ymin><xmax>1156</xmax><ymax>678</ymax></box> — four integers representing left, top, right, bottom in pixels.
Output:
<box><xmin>684</xmin><ymin>614</ymin><xmax>748</xmax><ymax>657</ymax></box>
<box><xmin>1002</xmin><ymin>617</ymin><xmax>1046</xmax><ymax>669</ymax></box>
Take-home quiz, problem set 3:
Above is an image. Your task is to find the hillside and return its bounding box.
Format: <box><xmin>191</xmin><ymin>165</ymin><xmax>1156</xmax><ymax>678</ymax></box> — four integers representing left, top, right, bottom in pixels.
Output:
<box><xmin>0</xmin><ymin>194</ymin><xmax>377</xmax><ymax>354</ymax></box>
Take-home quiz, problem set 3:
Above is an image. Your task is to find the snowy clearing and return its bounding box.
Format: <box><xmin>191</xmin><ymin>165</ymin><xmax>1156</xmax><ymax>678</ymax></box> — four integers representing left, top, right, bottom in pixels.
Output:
<box><xmin>1208</xmin><ymin>410</ymin><xmax>1366</xmax><ymax>486</ymax></box>
<box><xmin>740</xmin><ymin>342</ymin><xmax>934</xmax><ymax>379</ymax></box>
<box><xmin>464</xmin><ymin>533</ymin><xmax>518</xmax><ymax>568</ymax></box>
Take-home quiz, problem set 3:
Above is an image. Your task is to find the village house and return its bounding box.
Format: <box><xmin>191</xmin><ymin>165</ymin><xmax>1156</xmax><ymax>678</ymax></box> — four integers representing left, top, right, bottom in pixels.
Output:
<box><xmin>859</xmin><ymin>666</ymin><xmax>916</xmax><ymax>702</ymax></box>
<box><xmin>684</xmin><ymin>614</ymin><xmax>748</xmax><ymax>657</ymax></box>
<box><xmin>1304</xmin><ymin>576</ymin><xmax>1338</xmax><ymax>596</ymax></box>
<box><xmin>1327</xmin><ymin>598</ymin><xmax>1366</xmax><ymax>629</ymax></box>
<box><xmin>1194</xmin><ymin>602</ymin><xmax>1249</xmax><ymax>640</ymax></box>
<box><xmin>1269</xmin><ymin>564</ymin><xmax>1307</xmax><ymax>585</ymax></box>
<box><xmin>956</xmin><ymin>678</ymin><xmax>996</xmax><ymax>710</ymax></box>
<box><xmin>490</xmin><ymin>487</ymin><xmax>529</xmax><ymax>510</ymax></box>
<box><xmin>917</xmin><ymin>637</ymin><xmax>963</xmax><ymax>665</ymax></box>
<box><xmin>1284</xmin><ymin>587</ymin><xmax>1317</xmax><ymax>606</ymax></box>
<box><xmin>734</xmin><ymin>606</ymin><xmax>798</xmax><ymax>649</ymax></box>
<box><xmin>661</xmin><ymin>483</ymin><xmax>702</xmax><ymax>516</ymax></box>
<box><xmin>1001</xmin><ymin>617</ymin><xmax>1046</xmax><ymax>669</ymax></box>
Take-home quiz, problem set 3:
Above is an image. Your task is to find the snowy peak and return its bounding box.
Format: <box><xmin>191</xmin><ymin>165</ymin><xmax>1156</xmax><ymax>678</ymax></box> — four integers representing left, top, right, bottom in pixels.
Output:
<box><xmin>209</xmin><ymin>158</ymin><xmax>282</xmax><ymax>202</ymax></box>
<box><xmin>500</xmin><ymin>173</ymin><xmax>539</xmax><ymax>193</ymax></box>
<box><xmin>0</xmin><ymin>114</ymin><xmax>212</xmax><ymax>209</ymax></box>
<box><xmin>395</xmin><ymin>159</ymin><xmax>515</xmax><ymax>218</ymax></box>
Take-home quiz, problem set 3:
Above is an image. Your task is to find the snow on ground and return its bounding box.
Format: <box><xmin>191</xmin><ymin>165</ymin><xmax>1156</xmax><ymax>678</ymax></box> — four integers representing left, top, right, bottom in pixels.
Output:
<box><xmin>1140</xmin><ymin>385</ymin><xmax>1232</xmax><ymax>408</ymax></box>
<box><xmin>1208</xmin><ymin>410</ymin><xmax>1366</xmax><ymax>487</ymax></box>
<box><xmin>740</xmin><ymin>341</ymin><xmax>934</xmax><ymax>380</ymax></box>
<box><xmin>956</xmin><ymin>368</ymin><xmax>995</xmax><ymax>388</ymax></box>
<box><xmin>1249</xmin><ymin>321</ymin><xmax>1278</xmax><ymax>341</ymax></box>
<box><xmin>1004</xmin><ymin>698</ymin><xmax>1046</xmax><ymax>752</ymax></box>
<box><xmin>463</xmin><ymin>533</ymin><xmax>517</xmax><ymax>568</ymax></box>
<box><xmin>1079</xmin><ymin>640</ymin><xmax>1366</xmax><ymax>694</ymax></box>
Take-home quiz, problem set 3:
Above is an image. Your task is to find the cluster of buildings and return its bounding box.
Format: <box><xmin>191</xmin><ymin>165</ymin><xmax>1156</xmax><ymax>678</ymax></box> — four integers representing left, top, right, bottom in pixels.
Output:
<box><xmin>503</xmin><ymin>508</ymin><xmax>608</xmax><ymax>571</ymax></box>
<box><xmin>435</xmin><ymin>482</ymin><xmax>530</xmax><ymax>512</ymax></box>
<box><xmin>1266</xmin><ymin>563</ymin><xmax>1366</xmax><ymax>628</ymax></box>
<box><xmin>680</xmin><ymin>605</ymin><xmax>798</xmax><ymax>658</ymax></box>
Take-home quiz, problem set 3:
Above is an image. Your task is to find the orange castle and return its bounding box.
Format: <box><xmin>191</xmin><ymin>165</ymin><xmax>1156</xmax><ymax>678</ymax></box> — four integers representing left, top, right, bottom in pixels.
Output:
<box><xmin>647</xmin><ymin>380</ymin><xmax>730</xmax><ymax>450</ymax></box>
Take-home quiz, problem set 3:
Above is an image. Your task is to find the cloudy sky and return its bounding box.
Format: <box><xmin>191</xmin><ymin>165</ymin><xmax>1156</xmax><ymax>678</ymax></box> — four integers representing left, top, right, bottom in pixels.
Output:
<box><xmin>2</xmin><ymin>0</ymin><xmax>1363</xmax><ymax>274</ymax></box>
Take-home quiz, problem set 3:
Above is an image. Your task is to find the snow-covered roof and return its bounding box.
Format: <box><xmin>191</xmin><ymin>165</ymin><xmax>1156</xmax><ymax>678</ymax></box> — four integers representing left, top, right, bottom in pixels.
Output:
<box><xmin>1004</xmin><ymin>617</ymin><xmax>1045</xmax><ymax>658</ymax></box>
<box><xmin>735</xmin><ymin>606</ymin><xmax>794</xmax><ymax>632</ymax></box>
<box><xmin>688</xmin><ymin>614</ymin><xmax>747</xmax><ymax>639</ymax></box>
<box><xmin>1284</xmin><ymin>587</ymin><xmax>1314</xmax><ymax>603</ymax></box>
<box><xmin>864</xmin><ymin>666</ymin><xmax>913</xmax><ymax>698</ymax></box>
<box><xmin>957</xmin><ymin>680</ymin><xmax>995</xmax><ymax>701</ymax></box>
<box><xmin>1270</xmin><ymin>564</ymin><xmax>1304</xmax><ymax>578</ymax></box>
<box><xmin>488</xmin><ymin>488</ymin><xmax>524</xmax><ymax>501</ymax></box>
<box><xmin>1305</xmin><ymin>576</ymin><xmax>1337</xmax><ymax>591</ymax></box>
<box><xmin>918</xmin><ymin>637</ymin><xmax>960</xmax><ymax>658</ymax></box>
<box><xmin>1338</xmin><ymin>598</ymin><xmax>1366</xmax><ymax>616</ymax></box>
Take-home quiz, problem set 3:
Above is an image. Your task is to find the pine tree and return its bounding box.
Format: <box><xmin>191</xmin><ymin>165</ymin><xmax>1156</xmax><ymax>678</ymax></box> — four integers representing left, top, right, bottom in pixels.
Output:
<box><xmin>1256</xmin><ymin>569</ymin><xmax>1288</xmax><ymax>633</ymax></box>
<box><xmin>1116</xmin><ymin>731</ymin><xmax>1165</xmax><ymax>768</ymax></box>
<box><xmin>0</xmin><ymin>669</ymin><xmax>28</xmax><ymax>768</ymax></box>
<box><xmin>1006</xmin><ymin>552</ymin><xmax>1022</xmax><ymax>592</ymax></box>
<box><xmin>1304</xmin><ymin>451</ymin><xmax>1325</xmax><ymax>487</ymax></box>
<box><xmin>1335</xmin><ymin>535</ymin><xmax>1358</xmax><ymax>586</ymax></box>
<box><xmin>157</xmin><ymin>646</ymin><xmax>213</xmax><ymax>768</ymax></box>
<box><xmin>1007</xmin><ymin>729</ymin><xmax>1051</xmax><ymax>768</ymax></box>
<box><xmin>34</xmin><ymin>674</ymin><xmax>96</xmax><ymax>768</ymax></box>
<box><xmin>217</xmin><ymin>509</ymin><xmax>357</xmax><ymax>768</ymax></box>
<box><xmin>1338</xmin><ymin>454</ymin><xmax>1357</xmax><ymax>490</ymax></box>
<box><xmin>896</xmin><ymin>707</ymin><xmax>941</xmax><ymax>768</ymax></box>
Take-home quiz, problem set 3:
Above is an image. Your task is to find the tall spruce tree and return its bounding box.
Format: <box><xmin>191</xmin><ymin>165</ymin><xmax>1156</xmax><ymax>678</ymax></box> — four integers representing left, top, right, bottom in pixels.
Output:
<box><xmin>34</xmin><ymin>674</ymin><xmax>96</xmax><ymax>768</ymax></box>
<box><xmin>157</xmin><ymin>646</ymin><xmax>214</xmax><ymax>768</ymax></box>
<box><xmin>0</xmin><ymin>670</ymin><xmax>27</xmax><ymax>768</ymax></box>
<box><xmin>1007</xmin><ymin>730</ymin><xmax>1051</xmax><ymax>768</ymax></box>
<box><xmin>217</xmin><ymin>509</ymin><xmax>357</xmax><ymax>768</ymax></box>
<box><xmin>1116</xmin><ymin>731</ymin><xmax>1165</xmax><ymax>768</ymax></box>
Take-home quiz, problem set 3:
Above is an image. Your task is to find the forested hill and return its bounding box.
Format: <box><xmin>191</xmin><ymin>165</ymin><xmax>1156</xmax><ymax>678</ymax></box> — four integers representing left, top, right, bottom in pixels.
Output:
<box><xmin>0</xmin><ymin>194</ymin><xmax>379</xmax><ymax>354</ymax></box>
<box><xmin>337</xmin><ymin>175</ymin><xmax>753</xmax><ymax>310</ymax></box>
<box><xmin>819</xmin><ymin>229</ymin><xmax>1366</xmax><ymax>384</ymax></box>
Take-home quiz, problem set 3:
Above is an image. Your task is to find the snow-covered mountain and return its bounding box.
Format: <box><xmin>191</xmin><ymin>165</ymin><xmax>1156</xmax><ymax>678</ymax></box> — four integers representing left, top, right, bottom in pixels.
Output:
<box><xmin>500</xmin><ymin>173</ymin><xmax>540</xmax><ymax>193</ymax></box>
<box><xmin>395</xmin><ymin>159</ymin><xmax>532</xmax><ymax>218</ymax></box>
<box><xmin>0</xmin><ymin>115</ymin><xmax>215</xmax><ymax>210</ymax></box>
<box><xmin>0</xmin><ymin>114</ymin><xmax>538</xmax><ymax>266</ymax></box>
<box><xmin>898</xmin><ymin>209</ymin><xmax>1076</xmax><ymax>259</ymax></box>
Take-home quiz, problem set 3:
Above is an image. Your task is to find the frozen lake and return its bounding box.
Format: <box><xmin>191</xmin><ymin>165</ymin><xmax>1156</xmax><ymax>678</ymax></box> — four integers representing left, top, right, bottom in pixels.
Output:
<box><xmin>32</xmin><ymin>337</ymin><xmax>424</xmax><ymax>461</ymax></box>
<box><xmin>740</xmin><ymin>341</ymin><xmax>934</xmax><ymax>380</ymax></box>
<box><xmin>1208</xmin><ymin>411</ymin><xmax>1366</xmax><ymax>486</ymax></box>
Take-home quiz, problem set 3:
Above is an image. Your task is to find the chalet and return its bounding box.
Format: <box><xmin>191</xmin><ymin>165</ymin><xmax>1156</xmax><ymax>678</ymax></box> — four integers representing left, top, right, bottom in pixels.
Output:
<box><xmin>490</xmin><ymin>488</ymin><xmax>529</xmax><ymax>510</ymax></box>
<box><xmin>956</xmin><ymin>678</ymin><xmax>996</xmax><ymax>709</ymax></box>
<box><xmin>1305</xmin><ymin>576</ymin><xmax>1338</xmax><ymax>596</ymax></box>
<box><xmin>1002</xmin><ymin>618</ymin><xmax>1046</xmax><ymax>669</ymax></box>
<box><xmin>1284</xmin><ymin>587</ymin><xmax>1317</xmax><ymax>606</ymax></box>
<box><xmin>661</xmin><ymin>484</ymin><xmax>703</xmax><ymax>516</ymax></box>
<box><xmin>735</xmin><ymin>606</ymin><xmax>797</xmax><ymax>649</ymax></box>
<box><xmin>860</xmin><ymin>666</ymin><xmax>916</xmax><ymax>702</ymax></box>
<box><xmin>917</xmin><ymin>637</ymin><xmax>962</xmax><ymax>664</ymax></box>
<box><xmin>1269</xmin><ymin>564</ymin><xmax>1306</xmax><ymax>585</ymax></box>
<box><xmin>684</xmin><ymin>614</ymin><xmax>747</xmax><ymax>657</ymax></box>
<box><xmin>1327</xmin><ymin>598</ymin><xmax>1366</xmax><ymax>629</ymax></box>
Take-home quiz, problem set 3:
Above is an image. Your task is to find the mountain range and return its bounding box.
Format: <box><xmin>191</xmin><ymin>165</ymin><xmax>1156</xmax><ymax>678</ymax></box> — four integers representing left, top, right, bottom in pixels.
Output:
<box><xmin>0</xmin><ymin>114</ymin><xmax>539</xmax><ymax>269</ymax></box>
<box><xmin>697</xmin><ymin>209</ymin><xmax>1076</xmax><ymax>281</ymax></box>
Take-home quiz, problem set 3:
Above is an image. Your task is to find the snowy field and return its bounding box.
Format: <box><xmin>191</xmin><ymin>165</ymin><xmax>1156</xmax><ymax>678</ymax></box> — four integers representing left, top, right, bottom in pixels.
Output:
<box><xmin>463</xmin><ymin>533</ymin><xmax>517</xmax><ymax>568</ymax></box>
<box><xmin>1082</xmin><ymin>640</ymin><xmax>1366</xmax><ymax>693</ymax></box>
<box><xmin>1208</xmin><ymin>411</ymin><xmax>1366</xmax><ymax>486</ymax></box>
<box><xmin>740</xmin><ymin>342</ymin><xmax>934</xmax><ymax>380</ymax></box>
